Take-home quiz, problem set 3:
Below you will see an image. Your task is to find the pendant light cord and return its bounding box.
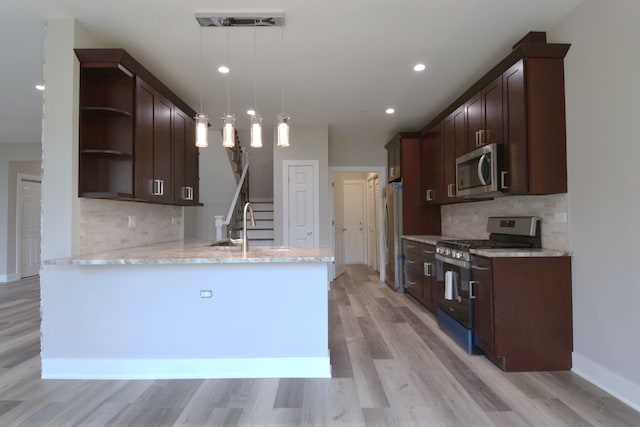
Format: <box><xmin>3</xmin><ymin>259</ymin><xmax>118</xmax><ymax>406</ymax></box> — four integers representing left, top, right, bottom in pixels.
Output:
<box><xmin>226</xmin><ymin>26</ymin><xmax>230</xmax><ymax>113</ymax></box>
<box><xmin>281</xmin><ymin>26</ymin><xmax>285</xmax><ymax>113</ymax></box>
<box><xmin>254</xmin><ymin>26</ymin><xmax>257</xmax><ymax>112</ymax></box>
<box><xmin>199</xmin><ymin>27</ymin><xmax>203</xmax><ymax>113</ymax></box>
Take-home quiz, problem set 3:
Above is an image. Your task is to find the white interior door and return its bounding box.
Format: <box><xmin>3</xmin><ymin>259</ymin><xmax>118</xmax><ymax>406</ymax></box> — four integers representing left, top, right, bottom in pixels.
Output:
<box><xmin>20</xmin><ymin>179</ymin><xmax>41</xmax><ymax>278</ymax></box>
<box><xmin>333</xmin><ymin>179</ymin><xmax>346</xmax><ymax>278</ymax></box>
<box><xmin>286</xmin><ymin>163</ymin><xmax>318</xmax><ymax>247</ymax></box>
<box><xmin>343</xmin><ymin>180</ymin><xmax>366</xmax><ymax>264</ymax></box>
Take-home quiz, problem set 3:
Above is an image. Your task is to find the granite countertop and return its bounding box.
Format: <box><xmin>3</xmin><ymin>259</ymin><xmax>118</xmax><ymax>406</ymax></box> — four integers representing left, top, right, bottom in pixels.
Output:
<box><xmin>470</xmin><ymin>248</ymin><xmax>570</xmax><ymax>258</ymax></box>
<box><xmin>401</xmin><ymin>235</ymin><xmax>456</xmax><ymax>246</ymax></box>
<box><xmin>402</xmin><ymin>235</ymin><xmax>569</xmax><ymax>257</ymax></box>
<box><xmin>44</xmin><ymin>240</ymin><xmax>335</xmax><ymax>265</ymax></box>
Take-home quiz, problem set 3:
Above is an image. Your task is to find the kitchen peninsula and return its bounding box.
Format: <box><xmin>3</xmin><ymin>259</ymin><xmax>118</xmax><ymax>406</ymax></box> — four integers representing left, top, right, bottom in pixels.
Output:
<box><xmin>41</xmin><ymin>241</ymin><xmax>334</xmax><ymax>380</ymax></box>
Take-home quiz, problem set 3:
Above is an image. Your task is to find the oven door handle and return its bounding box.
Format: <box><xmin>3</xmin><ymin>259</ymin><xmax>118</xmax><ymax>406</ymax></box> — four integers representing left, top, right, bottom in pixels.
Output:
<box><xmin>435</xmin><ymin>254</ymin><xmax>470</xmax><ymax>269</ymax></box>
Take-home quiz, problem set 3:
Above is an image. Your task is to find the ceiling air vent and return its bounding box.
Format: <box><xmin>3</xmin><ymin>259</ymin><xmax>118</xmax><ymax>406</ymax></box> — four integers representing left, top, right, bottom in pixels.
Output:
<box><xmin>196</xmin><ymin>12</ymin><xmax>285</xmax><ymax>27</ymax></box>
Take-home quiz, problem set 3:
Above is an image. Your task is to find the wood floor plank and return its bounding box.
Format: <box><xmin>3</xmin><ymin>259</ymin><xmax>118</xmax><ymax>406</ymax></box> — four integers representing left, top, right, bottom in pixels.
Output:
<box><xmin>345</xmin><ymin>337</ymin><xmax>390</xmax><ymax>408</ymax></box>
<box><xmin>273</xmin><ymin>378</ymin><xmax>305</xmax><ymax>408</ymax></box>
<box><xmin>356</xmin><ymin>317</ymin><xmax>393</xmax><ymax>360</ymax></box>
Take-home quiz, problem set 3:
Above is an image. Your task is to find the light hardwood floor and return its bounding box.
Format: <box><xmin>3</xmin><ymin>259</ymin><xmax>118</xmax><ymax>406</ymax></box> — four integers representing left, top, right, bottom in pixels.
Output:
<box><xmin>1</xmin><ymin>265</ymin><xmax>639</xmax><ymax>426</ymax></box>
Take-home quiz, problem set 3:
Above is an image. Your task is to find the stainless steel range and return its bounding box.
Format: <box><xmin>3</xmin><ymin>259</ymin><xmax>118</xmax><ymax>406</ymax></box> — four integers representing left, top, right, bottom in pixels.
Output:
<box><xmin>435</xmin><ymin>216</ymin><xmax>541</xmax><ymax>353</ymax></box>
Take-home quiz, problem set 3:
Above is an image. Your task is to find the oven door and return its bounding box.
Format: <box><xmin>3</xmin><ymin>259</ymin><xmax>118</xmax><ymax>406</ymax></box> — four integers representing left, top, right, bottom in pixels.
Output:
<box><xmin>436</xmin><ymin>255</ymin><xmax>472</xmax><ymax>328</ymax></box>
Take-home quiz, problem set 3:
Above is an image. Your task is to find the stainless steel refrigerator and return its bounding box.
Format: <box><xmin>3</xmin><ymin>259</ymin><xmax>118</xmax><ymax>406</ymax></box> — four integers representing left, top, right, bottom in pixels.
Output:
<box><xmin>384</xmin><ymin>182</ymin><xmax>403</xmax><ymax>292</ymax></box>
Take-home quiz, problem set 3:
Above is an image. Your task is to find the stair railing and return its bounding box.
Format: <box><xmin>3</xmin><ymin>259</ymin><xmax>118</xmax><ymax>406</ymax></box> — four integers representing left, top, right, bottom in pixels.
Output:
<box><xmin>215</xmin><ymin>148</ymin><xmax>249</xmax><ymax>241</ymax></box>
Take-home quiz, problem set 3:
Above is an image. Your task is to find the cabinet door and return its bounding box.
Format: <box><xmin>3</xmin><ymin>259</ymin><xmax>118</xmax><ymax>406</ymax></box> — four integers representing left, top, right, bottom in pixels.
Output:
<box><xmin>421</xmin><ymin>126</ymin><xmax>443</xmax><ymax>205</ymax></box>
<box><xmin>135</xmin><ymin>78</ymin><xmax>173</xmax><ymax>203</ymax></box>
<box><xmin>442</xmin><ymin>107</ymin><xmax>464</xmax><ymax>203</ymax></box>
<box><xmin>503</xmin><ymin>59</ymin><xmax>528</xmax><ymax>194</ymax></box>
<box><xmin>420</xmin><ymin>244</ymin><xmax>437</xmax><ymax>313</ymax></box>
<box><xmin>465</xmin><ymin>76</ymin><xmax>503</xmax><ymax>150</ymax></box>
<box><xmin>483</xmin><ymin>75</ymin><xmax>503</xmax><ymax>145</ymax></box>
<box><xmin>172</xmin><ymin>108</ymin><xmax>199</xmax><ymax>205</ymax></box>
<box><xmin>465</xmin><ymin>91</ymin><xmax>483</xmax><ymax>151</ymax></box>
<box><xmin>471</xmin><ymin>256</ymin><xmax>494</xmax><ymax>356</ymax></box>
<box><xmin>153</xmin><ymin>96</ymin><xmax>173</xmax><ymax>204</ymax></box>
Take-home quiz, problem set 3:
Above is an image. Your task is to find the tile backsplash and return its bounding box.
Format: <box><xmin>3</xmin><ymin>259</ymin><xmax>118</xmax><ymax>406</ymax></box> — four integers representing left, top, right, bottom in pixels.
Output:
<box><xmin>79</xmin><ymin>199</ymin><xmax>183</xmax><ymax>255</ymax></box>
<box><xmin>441</xmin><ymin>194</ymin><xmax>568</xmax><ymax>250</ymax></box>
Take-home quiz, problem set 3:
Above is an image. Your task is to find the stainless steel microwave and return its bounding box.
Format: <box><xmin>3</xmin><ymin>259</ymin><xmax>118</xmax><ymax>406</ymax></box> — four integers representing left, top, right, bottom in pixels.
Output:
<box><xmin>456</xmin><ymin>143</ymin><xmax>505</xmax><ymax>198</ymax></box>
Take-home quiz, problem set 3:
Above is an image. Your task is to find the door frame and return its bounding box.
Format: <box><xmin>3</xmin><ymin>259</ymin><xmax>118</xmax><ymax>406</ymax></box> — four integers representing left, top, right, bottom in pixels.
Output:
<box><xmin>16</xmin><ymin>173</ymin><xmax>42</xmax><ymax>279</ymax></box>
<box><xmin>282</xmin><ymin>160</ymin><xmax>320</xmax><ymax>247</ymax></box>
<box><xmin>329</xmin><ymin>166</ymin><xmax>386</xmax><ymax>281</ymax></box>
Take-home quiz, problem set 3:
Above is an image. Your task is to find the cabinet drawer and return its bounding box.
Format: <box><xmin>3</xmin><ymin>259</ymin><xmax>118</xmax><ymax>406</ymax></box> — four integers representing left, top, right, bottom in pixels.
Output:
<box><xmin>403</xmin><ymin>267</ymin><xmax>422</xmax><ymax>300</ymax></box>
<box><xmin>403</xmin><ymin>240</ymin><xmax>420</xmax><ymax>256</ymax></box>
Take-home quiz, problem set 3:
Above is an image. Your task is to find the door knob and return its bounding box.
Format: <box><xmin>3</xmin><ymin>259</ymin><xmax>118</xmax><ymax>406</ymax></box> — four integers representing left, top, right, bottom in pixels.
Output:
<box><xmin>307</xmin><ymin>231</ymin><xmax>312</xmax><ymax>236</ymax></box>
<box><xmin>342</xmin><ymin>228</ymin><xmax>347</xmax><ymax>232</ymax></box>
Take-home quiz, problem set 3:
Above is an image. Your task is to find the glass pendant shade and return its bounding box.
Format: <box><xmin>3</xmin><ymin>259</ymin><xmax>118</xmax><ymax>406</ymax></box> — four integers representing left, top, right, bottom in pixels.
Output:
<box><xmin>195</xmin><ymin>113</ymin><xmax>209</xmax><ymax>148</ymax></box>
<box><xmin>277</xmin><ymin>114</ymin><xmax>290</xmax><ymax>147</ymax></box>
<box><xmin>221</xmin><ymin>114</ymin><xmax>236</xmax><ymax>148</ymax></box>
<box><xmin>250</xmin><ymin>114</ymin><xmax>263</xmax><ymax>148</ymax></box>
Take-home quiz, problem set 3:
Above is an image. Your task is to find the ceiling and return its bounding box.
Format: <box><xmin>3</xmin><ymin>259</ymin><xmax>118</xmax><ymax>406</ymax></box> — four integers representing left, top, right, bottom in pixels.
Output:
<box><xmin>1</xmin><ymin>0</ymin><xmax>582</xmax><ymax>146</ymax></box>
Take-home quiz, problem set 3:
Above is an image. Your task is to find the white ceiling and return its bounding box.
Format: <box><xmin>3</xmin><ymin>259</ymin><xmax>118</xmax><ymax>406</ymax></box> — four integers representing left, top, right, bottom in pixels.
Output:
<box><xmin>1</xmin><ymin>0</ymin><xmax>582</xmax><ymax>146</ymax></box>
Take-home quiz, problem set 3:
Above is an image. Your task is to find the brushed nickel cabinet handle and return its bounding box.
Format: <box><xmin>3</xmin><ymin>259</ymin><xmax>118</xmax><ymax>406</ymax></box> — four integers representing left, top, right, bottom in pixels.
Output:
<box><xmin>501</xmin><ymin>171</ymin><xmax>509</xmax><ymax>190</ymax></box>
<box><xmin>469</xmin><ymin>280</ymin><xmax>479</xmax><ymax>299</ymax></box>
<box><xmin>448</xmin><ymin>183</ymin><xmax>455</xmax><ymax>197</ymax></box>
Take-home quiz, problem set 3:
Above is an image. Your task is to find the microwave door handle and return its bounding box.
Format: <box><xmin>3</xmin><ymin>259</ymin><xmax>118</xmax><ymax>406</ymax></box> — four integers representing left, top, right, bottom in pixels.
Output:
<box><xmin>477</xmin><ymin>154</ymin><xmax>488</xmax><ymax>186</ymax></box>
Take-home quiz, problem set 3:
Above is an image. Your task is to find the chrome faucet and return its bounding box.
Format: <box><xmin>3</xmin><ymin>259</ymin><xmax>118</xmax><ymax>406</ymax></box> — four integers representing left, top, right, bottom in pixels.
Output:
<box><xmin>242</xmin><ymin>202</ymin><xmax>256</xmax><ymax>257</ymax></box>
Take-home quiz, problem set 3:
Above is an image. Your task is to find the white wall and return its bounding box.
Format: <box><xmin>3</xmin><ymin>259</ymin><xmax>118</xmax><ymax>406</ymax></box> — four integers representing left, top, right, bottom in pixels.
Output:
<box><xmin>187</xmin><ymin>130</ymin><xmax>237</xmax><ymax>241</ymax></box>
<box><xmin>0</xmin><ymin>143</ymin><xmax>41</xmax><ymax>282</ymax></box>
<box><xmin>241</xmin><ymin>128</ymin><xmax>274</xmax><ymax>200</ymax></box>
<box><xmin>273</xmin><ymin>125</ymin><xmax>329</xmax><ymax>245</ymax></box>
<box><xmin>328</xmin><ymin>130</ymin><xmax>387</xmax><ymax>167</ymax></box>
<box><xmin>550</xmin><ymin>0</ymin><xmax>640</xmax><ymax>411</ymax></box>
<box><xmin>41</xmin><ymin>19</ymin><xmax>107</xmax><ymax>261</ymax></box>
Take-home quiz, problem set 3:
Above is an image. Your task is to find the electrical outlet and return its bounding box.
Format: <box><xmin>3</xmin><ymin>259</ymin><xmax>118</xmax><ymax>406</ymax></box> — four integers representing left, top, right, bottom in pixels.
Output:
<box><xmin>128</xmin><ymin>215</ymin><xmax>136</xmax><ymax>228</ymax></box>
<box><xmin>200</xmin><ymin>290</ymin><xmax>213</xmax><ymax>298</ymax></box>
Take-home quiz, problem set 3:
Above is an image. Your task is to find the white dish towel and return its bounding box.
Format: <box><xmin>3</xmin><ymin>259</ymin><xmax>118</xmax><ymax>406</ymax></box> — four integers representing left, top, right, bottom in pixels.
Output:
<box><xmin>445</xmin><ymin>270</ymin><xmax>455</xmax><ymax>300</ymax></box>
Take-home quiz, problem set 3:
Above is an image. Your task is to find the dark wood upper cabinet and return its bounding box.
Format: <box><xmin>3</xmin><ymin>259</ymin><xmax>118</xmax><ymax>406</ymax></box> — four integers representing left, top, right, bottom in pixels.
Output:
<box><xmin>421</xmin><ymin>125</ymin><xmax>443</xmax><ymax>205</ymax></box>
<box><xmin>173</xmin><ymin>108</ymin><xmax>200</xmax><ymax>205</ymax></box>
<box><xmin>465</xmin><ymin>75</ymin><xmax>503</xmax><ymax>151</ymax></box>
<box><xmin>502</xmin><ymin>58</ymin><xmax>568</xmax><ymax>195</ymax></box>
<box><xmin>442</xmin><ymin>106</ymin><xmax>465</xmax><ymax>203</ymax></box>
<box><xmin>75</xmin><ymin>48</ymin><xmax>201</xmax><ymax>206</ymax></box>
<box><xmin>385</xmin><ymin>136</ymin><xmax>402</xmax><ymax>182</ymax></box>
<box><xmin>418</xmin><ymin>32</ymin><xmax>570</xmax><ymax>199</ymax></box>
<box><xmin>386</xmin><ymin>134</ymin><xmax>441</xmax><ymax>235</ymax></box>
<box><xmin>77</xmin><ymin>64</ymin><xmax>135</xmax><ymax>199</ymax></box>
<box><xmin>134</xmin><ymin>78</ymin><xmax>173</xmax><ymax>204</ymax></box>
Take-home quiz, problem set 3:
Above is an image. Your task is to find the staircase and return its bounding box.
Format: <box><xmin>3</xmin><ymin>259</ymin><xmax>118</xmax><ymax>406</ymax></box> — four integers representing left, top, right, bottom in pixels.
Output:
<box><xmin>237</xmin><ymin>200</ymin><xmax>274</xmax><ymax>246</ymax></box>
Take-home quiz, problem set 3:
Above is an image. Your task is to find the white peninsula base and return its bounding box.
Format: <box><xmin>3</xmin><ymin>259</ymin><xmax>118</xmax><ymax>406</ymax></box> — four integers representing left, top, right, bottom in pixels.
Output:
<box><xmin>41</xmin><ymin>246</ymin><xmax>332</xmax><ymax>380</ymax></box>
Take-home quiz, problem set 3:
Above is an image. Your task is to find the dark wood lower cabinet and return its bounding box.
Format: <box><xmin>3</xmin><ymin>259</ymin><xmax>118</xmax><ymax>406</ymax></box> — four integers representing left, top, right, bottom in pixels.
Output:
<box><xmin>472</xmin><ymin>255</ymin><xmax>573</xmax><ymax>372</ymax></box>
<box><xmin>403</xmin><ymin>240</ymin><xmax>437</xmax><ymax>314</ymax></box>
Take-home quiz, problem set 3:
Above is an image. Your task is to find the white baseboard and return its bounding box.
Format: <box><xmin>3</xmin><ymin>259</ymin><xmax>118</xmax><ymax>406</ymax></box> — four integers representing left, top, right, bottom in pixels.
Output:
<box><xmin>42</xmin><ymin>357</ymin><xmax>331</xmax><ymax>380</ymax></box>
<box><xmin>0</xmin><ymin>272</ymin><xmax>20</xmax><ymax>283</ymax></box>
<box><xmin>572</xmin><ymin>352</ymin><xmax>640</xmax><ymax>412</ymax></box>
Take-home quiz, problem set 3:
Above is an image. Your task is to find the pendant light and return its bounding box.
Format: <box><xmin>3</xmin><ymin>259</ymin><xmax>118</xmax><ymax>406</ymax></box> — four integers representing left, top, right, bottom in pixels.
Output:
<box><xmin>221</xmin><ymin>27</ymin><xmax>236</xmax><ymax>148</ymax></box>
<box><xmin>195</xmin><ymin>27</ymin><xmax>209</xmax><ymax>148</ymax></box>
<box><xmin>277</xmin><ymin>26</ymin><xmax>290</xmax><ymax>147</ymax></box>
<box><xmin>250</xmin><ymin>26</ymin><xmax>262</xmax><ymax>148</ymax></box>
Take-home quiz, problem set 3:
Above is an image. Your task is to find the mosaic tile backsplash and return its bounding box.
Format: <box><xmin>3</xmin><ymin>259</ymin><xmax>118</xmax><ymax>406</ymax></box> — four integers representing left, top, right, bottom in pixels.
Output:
<box><xmin>441</xmin><ymin>194</ymin><xmax>568</xmax><ymax>250</ymax></box>
<box><xmin>79</xmin><ymin>199</ymin><xmax>183</xmax><ymax>255</ymax></box>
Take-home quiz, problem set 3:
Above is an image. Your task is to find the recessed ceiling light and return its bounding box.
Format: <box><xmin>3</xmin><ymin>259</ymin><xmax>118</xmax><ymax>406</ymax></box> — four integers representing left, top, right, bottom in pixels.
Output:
<box><xmin>385</xmin><ymin>107</ymin><xmax>395</xmax><ymax>115</ymax></box>
<box><xmin>35</xmin><ymin>84</ymin><xmax>45</xmax><ymax>91</ymax></box>
<box><xmin>247</xmin><ymin>109</ymin><xmax>256</xmax><ymax>116</ymax></box>
<box><xmin>413</xmin><ymin>63</ymin><xmax>426</xmax><ymax>72</ymax></box>
<box><xmin>218</xmin><ymin>65</ymin><xmax>230</xmax><ymax>74</ymax></box>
